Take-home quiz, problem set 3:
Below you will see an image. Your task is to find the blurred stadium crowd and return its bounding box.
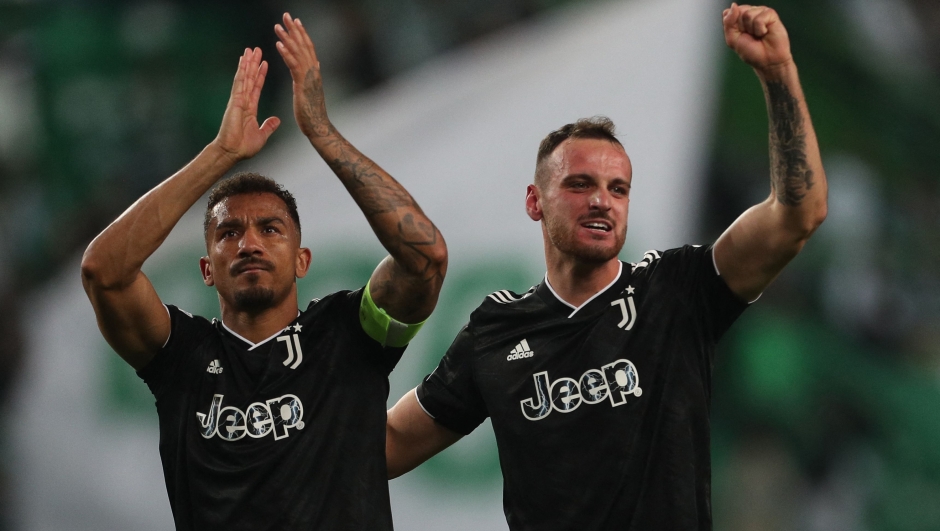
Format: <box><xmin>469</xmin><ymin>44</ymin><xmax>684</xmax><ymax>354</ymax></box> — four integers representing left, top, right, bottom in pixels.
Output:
<box><xmin>1</xmin><ymin>0</ymin><xmax>940</xmax><ymax>529</ymax></box>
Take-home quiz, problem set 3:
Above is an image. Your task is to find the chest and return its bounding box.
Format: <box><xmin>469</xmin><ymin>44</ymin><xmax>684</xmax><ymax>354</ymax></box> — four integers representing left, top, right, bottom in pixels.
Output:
<box><xmin>474</xmin><ymin>287</ymin><xmax>702</xmax><ymax>427</ymax></box>
<box><xmin>182</xmin><ymin>322</ymin><xmax>385</xmax><ymax>446</ymax></box>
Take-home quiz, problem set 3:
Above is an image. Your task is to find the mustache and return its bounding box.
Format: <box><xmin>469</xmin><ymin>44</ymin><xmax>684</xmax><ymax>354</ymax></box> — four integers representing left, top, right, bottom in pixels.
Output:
<box><xmin>230</xmin><ymin>257</ymin><xmax>275</xmax><ymax>275</ymax></box>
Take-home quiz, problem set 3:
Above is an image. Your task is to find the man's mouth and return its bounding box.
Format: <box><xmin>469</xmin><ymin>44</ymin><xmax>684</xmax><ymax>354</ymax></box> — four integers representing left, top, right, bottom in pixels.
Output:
<box><xmin>232</xmin><ymin>259</ymin><xmax>274</xmax><ymax>275</ymax></box>
<box><xmin>581</xmin><ymin>220</ymin><xmax>612</xmax><ymax>232</ymax></box>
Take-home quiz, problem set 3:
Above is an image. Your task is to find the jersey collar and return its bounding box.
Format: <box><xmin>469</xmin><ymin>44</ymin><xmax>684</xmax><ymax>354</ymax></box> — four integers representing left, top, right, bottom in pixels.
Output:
<box><xmin>538</xmin><ymin>261</ymin><xmax>623</xmax><ymax>318</ymax></box>
<box><xmin>220</xmin><ymin>311</ymin><xmax>301</xmax><ymax>351</ymax></box>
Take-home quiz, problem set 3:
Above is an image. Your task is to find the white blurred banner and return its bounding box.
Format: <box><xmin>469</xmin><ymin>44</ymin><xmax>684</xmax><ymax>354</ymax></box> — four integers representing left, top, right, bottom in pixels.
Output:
<box><xmin>10</xmin><ymin>0</ymin><xmax>723</xmax><ymax>528</ymax></box>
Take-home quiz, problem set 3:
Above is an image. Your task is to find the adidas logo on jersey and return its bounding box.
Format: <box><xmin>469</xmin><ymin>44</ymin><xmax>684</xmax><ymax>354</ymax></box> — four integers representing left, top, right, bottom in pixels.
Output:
<box><xmin>206</xmin><ymin>360</ymin><xmax>223</xmax><ymax>374</ymax></box>
<box><xmin>507</xmin><ymin>339</ymin><xmax>534</xmax><ymax>360</ymax></box>
<box><xmin>487</xmin><ymin>287</ymin><xmax>536</xmax><ymax>304</ymax></box>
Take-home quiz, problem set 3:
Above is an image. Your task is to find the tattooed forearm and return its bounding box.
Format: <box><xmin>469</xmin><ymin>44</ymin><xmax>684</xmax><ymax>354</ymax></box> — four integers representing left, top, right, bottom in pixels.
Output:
<box><xmin>766</xmin><ymin>80</ymin><xmax>814</xmax><ymax>206</ymax></box>
<box><xmin>325</xmin><ymin>150</ymin><xmax>416</xmax><ymax>216</ymax></box>
<box><xmin>301</xmin><ymin>69</ymin><xmax>335</xmax><ymax>138</ymax></box>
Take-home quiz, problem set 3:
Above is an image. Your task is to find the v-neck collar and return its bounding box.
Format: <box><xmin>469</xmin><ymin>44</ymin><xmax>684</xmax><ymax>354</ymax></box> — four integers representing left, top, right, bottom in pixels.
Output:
<box><xmin>538</xmin><ymin>261</ymin><xmax>623</xmax><ymax>318</ymax></box>
<box><xmin>220</xmin><ymin>311</ymin><xmax>301</xmax><ymax>352</ymax></box>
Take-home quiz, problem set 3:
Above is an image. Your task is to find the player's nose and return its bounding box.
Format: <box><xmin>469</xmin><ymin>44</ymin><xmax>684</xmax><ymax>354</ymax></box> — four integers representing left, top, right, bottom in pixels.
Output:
<box><xmin>589</xmin><ymin>189</ymin><xmax>612</xmax><ymax>210</ymax></box>
<box><xmin>237</xmin><ymin>228</ymin><xmax>265</xmax><ymax>256</ymax></box>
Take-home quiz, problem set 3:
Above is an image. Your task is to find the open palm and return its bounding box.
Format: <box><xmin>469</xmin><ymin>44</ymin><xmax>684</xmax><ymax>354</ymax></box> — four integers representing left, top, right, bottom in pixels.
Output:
<box><xmin>214</xmin><ymin>48</ymin><xmax>281</xmax><ymax>162</ymax></box>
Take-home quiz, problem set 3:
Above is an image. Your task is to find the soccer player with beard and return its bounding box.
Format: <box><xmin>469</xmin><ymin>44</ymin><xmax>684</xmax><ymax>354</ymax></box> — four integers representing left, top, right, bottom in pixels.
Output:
<box><xmin>386</xmin><ymin>4</ymin><xmax>827</xmax><ymax>530</ymax></box>
<box><xmin>81</xmin><ymin>13</ymin><xmax>446</xmax><ymax>531</ymax></box>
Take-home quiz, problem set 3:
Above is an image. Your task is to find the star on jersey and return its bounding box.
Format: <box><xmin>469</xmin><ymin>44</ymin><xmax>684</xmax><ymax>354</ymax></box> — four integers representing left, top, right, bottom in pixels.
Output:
<box><xmin>625</xmin><ymin>285</ymin><xmax>635</xmax><ymax>295</ymax></box>
<box><xmin>293</xmin><ymin>323</ymin><xmax>302</xmax><ymax>333</ymax></box>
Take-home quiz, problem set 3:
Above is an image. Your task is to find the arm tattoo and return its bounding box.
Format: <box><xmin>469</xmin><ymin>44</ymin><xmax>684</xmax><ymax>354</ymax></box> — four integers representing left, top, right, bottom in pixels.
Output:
<box><xmin>302</xmin><ymin>69</ymin><xmax>335</xmax><ymax>138</ymax></box>
<box><xmin>396</xmin><ymin>213</ymin><xmax>444</xmax><ymax>283</ymax></box>
<box><xmin>325</xmin><ymin>150</ymin><xmax>416</xmax><ymax>216</ymax></box>
<box><xmin>304</xmin><ymin>88</ymin><xmax>442</xmax><ymax>294</ymax></box>
<box><xmin>767</xmin><ymin>81</ymin><xmax>814</xmax><ymax>206</ymax></box>
<box><xmin>370</xmin><ymin>214</ymin><xmax>446</xmax><ymax>317</ymax></box>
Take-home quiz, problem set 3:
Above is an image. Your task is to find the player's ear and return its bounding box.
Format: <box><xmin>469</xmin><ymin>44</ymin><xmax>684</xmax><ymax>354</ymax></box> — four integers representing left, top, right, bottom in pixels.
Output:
<box><xmin>525</xmin><ymin>184</ymin><xmax>543</xmax><ymax>222</ymax></box>
<box><xmin>295</xmin><ymin>247</ymin><xmax>312</xmax><ymax>279</ymax></box>
<box><xmin>200</xmin><ymin>257</ymin><xmax>214</xmax><ymax>286</ymax></box>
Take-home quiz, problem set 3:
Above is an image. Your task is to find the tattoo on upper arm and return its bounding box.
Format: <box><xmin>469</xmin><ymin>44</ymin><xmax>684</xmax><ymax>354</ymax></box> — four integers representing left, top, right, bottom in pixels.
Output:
<box><xmin>368</xmin><ymin>213</ymin><xmax>446</xmax><ymax>319</ymax></box>
<box><xmin>397</xmin><ymin>213</ymin><xmax>445</xmax><ymax>283</ymax></box>
<box><xmin>767</xmin><ymin>81</ymin><xmax>814</xmax><ymax>206</ymax></box>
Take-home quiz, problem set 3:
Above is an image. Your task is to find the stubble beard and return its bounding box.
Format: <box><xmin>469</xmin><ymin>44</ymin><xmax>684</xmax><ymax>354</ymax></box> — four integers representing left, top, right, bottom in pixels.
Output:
<box><xmin>544</xmin><ymin>214</ymin><xmax>625</xmax><ymax>264</ymax></box>
<box><xmin>233</xmin><ymin>285</ymin><xmax>276</xmax><ymax>313</ymax></box>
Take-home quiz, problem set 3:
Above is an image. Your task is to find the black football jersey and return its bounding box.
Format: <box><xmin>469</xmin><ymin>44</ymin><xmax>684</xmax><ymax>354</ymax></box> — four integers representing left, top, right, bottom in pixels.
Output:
<box><xmin>138</xmin><ymin>288</ymin><xmax>403</xmax><ymax>531</ymax></box>
<box><xmin>417</xmin><ymin>245</ymin><xmax>748</xmax><ymax>531</ymax></box>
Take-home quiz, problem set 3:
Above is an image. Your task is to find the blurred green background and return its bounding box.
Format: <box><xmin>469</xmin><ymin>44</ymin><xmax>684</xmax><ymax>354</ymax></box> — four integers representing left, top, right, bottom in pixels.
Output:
<box><xmin>2</xmin><ymin>0</ymin><xmax>940</xmax><ymax>529</ymax></box>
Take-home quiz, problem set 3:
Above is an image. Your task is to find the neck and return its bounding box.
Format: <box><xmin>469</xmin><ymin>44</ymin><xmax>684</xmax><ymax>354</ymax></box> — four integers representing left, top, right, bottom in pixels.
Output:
<box><xmin>544</xmin><ymin>250</ymin><xmax>621</xmax><ymax>308</ymax></box>
<box><xmin>219</xmin><ymin>291</ymin><xmax>299</xmax><ymax>343</ymax></box>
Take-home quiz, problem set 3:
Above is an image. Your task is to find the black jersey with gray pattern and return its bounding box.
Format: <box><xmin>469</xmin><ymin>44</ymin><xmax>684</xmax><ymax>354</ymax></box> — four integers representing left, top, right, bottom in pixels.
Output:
<box><xmin>417</xmin><ymin>245</ymin><xmax>748</xmax><ymax>531</ymax></box>
<box><xmin>138</xmin><ymin>287</ymin><xmax>403</xmax><ymax>531</ymax></box>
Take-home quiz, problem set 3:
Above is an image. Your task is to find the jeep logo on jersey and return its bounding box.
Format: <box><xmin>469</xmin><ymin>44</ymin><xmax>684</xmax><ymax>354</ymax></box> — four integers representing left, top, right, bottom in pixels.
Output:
<box><xmin>520</xmin><ymin>359</ymin><xmax>642</xmax><ymax>421</ymax></box>
<box><xmin>196</xmin><ymin>394</ymin><xmax>305</xmax><ymax>441</ymax></box>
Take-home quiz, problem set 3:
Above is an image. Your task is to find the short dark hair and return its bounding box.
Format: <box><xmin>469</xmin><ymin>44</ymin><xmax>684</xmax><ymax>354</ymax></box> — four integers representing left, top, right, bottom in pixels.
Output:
<box><xmin>203</xmin><ymin>172</ymin><xmax>301</xmax><ymax>237</ymax></box>
<box><xmin>534</xmin><ymin>116</ymin><xmax>623</xmax><ymax>187</ymax></box>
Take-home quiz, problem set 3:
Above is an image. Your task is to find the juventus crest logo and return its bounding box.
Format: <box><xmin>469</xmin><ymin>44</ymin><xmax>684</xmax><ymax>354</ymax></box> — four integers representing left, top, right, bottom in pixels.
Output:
<box><xmin>610</xmin><ymin>285</ymin><xmax>637</xmax><ymax>330</ymax></box>
<box><xmin>277</xmin><ymin>334</ymin><xmax>304</xmax><ymax>369</ymax></box>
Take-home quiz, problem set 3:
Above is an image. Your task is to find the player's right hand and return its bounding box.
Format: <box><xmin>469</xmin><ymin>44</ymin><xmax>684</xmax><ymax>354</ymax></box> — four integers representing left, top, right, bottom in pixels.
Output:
<box><xmin>213</xmin><ymin>47</ymin><xmax>281</xmax><ymax>162</ymax></box>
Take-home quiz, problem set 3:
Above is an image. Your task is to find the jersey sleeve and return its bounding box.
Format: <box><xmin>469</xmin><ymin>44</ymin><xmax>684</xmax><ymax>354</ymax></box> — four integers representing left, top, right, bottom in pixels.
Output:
<box><xmin>657</xmin><ymin>244</ymin><xmax>749</xmax><ymax>343</ymax></box>
<box><xmin>334</xmin><ymin>288</ymin><xmax>407</xmax><ymax>377</ymax></box>
<box><xmin>415</xmin><ymin>323</ymin><xmax>488</xmax><ymax>435</ymax></box>
<box><xmin>137</xmin><ymin>304</ymin><xmax>213</xmax><ymax>400</ymax></box>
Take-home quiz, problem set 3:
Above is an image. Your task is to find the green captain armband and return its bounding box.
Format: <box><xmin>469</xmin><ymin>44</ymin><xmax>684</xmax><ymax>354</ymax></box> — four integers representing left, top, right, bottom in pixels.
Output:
<box><xmin>359</xmin><ymin>281</ymin><xmax>426</xmax><ymax>348</ymax></box>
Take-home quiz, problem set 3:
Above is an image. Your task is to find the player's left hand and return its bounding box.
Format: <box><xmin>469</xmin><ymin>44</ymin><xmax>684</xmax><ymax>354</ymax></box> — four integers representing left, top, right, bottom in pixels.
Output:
<box><xmin>275</xmin><ymin>13</ymin><xmax>333</xmax><ymax>138</ymax></box>
<box><xmin>722</xmin><ymin>3</ymin><xmax>793</xmax><ymax>74</ymax></box>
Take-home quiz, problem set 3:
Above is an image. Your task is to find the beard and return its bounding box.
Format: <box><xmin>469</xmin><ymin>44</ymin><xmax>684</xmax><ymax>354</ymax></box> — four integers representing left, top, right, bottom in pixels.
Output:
<box><xmin>544</xmin><ymin>212</ymin><xmax>625</xmax><ymax>263</ymax></box>
<box><xmin>233</xmin><ymin>285</ymin><xmax>276</xmax><ymax>313</ymax></box>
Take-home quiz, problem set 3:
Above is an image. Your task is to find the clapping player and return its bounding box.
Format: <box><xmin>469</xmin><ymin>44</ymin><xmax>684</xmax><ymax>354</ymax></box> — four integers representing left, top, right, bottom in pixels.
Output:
<box><xmin>81</xmin><ymin>13</ymin><xmax>446</xmax><ymax>531</ymax></box>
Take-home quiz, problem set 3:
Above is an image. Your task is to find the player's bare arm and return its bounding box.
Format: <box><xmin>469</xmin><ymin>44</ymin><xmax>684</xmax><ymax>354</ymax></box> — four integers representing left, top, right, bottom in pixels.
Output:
<box><xmin>386</xmin><ymin>388</ymin><xmax>463</xmax><ymax>479</ymax></box>
<box><xmin>275</xmin><ymin>13</ymin><xmax>447</xmax><ymax>324</ymax></box>
<box><xmin>714</xmin><ymin>3</ymin><xmax>828</xmax><ymax>302</ymax></box>
<box><xmin>80</xmin><ymin>48</ymin><xmax>280</xmax><ymax>370</ymax></box>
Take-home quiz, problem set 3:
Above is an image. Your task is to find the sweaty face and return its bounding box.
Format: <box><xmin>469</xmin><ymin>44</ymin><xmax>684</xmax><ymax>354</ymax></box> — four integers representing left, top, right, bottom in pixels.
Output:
<box><xmin>202</xmin><ymin>193</ymin><xmax>306</xmax><ymax>314</ymax></box>
<box><xmin>535</xmin><ymin>138</ymin><xmax>632</xmax><ymax>263</ymax></box>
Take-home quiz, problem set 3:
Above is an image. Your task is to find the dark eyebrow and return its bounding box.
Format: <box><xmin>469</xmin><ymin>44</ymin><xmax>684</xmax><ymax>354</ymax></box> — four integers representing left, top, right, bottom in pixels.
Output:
<box><xmin>256</xmin><ymin>216</ymin><xmax>287</xmax><ymax>226</ymax></box>
<box><xmin>561</xmin><ymin>173</ymin><xmax>594</xmax><ymax>183</ymax></box>
<box><xmin>214</xmin><ymin>219</ymin><xmax>244</xmax><ymax>232</ymax></box>
<box><xmin>561</xmin><ymin>174</ymin><xmax>632</xmax><ymax>188</ymax></box>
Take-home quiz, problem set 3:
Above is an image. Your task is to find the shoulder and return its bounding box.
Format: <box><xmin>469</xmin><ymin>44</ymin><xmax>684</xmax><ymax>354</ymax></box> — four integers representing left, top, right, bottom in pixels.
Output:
<box><xmin>473</xmin><ymin>285</ymin><xmax>538</xmax><ymax>318</ymax></box>
<box><xmin>627</xmin><ymin>245</ymin><xmax>713</xmax><ymax>276</ymax></box>
<box><xmin>300</xmin><ymin>288</ymin><xmax>364</xmax><ymax>314</ymax></box>
<box><xmin>165</xmin><ymin>304</ymin><xmax>214</xmax><ymax>332</ymax></box>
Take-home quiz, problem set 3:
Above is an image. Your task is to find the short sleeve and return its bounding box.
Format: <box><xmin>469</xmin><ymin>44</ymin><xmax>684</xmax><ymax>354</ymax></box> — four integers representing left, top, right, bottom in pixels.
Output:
<box><xmin>415</xmin><ymin>323</ymin><xmax>488</xmax><ymax>435</ymax></box>
<box><xmin>657</xmin><ymin>244</ymin><xmax>749</xmax><ymax>343</ymax></box>
<box><xmin>137</xmin><ymin>304</ymin><xmax>213</xmax><ymax>400</ymax></box>
<box><xmin>336</xmin><ymin>288</ymin><xmax>407</xmax><ymax>377</ymax></box>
